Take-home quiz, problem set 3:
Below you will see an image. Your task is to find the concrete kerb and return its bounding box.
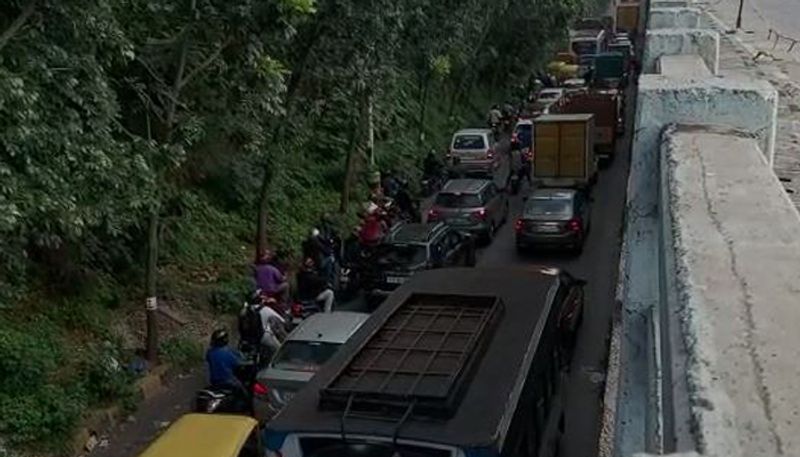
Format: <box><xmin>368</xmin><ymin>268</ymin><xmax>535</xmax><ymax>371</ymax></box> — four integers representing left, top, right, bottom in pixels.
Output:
<box><xmin>643</xmin><ymin>29</ymin><xmax>720</xmax><ymax>75</ymax></box>
<box><xmin>651</xmin><ymin>0</ymin><xmax>692</xmax><ymax>8</ymax></box>
<box><xmin>648</xmin><ymin>8</ymin><xmax>703</xmax><ymax>30</ymax></box>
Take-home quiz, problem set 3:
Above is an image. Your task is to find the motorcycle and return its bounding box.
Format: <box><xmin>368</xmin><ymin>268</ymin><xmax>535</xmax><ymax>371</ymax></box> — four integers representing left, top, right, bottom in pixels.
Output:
<box><xmin>193</xmin><ymin>345</ymin><xmax>259</xmax><ymax>415</ymax></box>
<box><xmin>421</xmin><ymin>169</ymin><xmax>447</xmax><ymax>197</ymax></box>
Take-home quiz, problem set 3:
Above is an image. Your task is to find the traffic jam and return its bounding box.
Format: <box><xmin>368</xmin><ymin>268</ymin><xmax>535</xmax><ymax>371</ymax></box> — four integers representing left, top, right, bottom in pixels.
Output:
<box><xmin>139</xmin><ymin>6</ymin><xmax>640</xmax><ymax>457</ymax></box>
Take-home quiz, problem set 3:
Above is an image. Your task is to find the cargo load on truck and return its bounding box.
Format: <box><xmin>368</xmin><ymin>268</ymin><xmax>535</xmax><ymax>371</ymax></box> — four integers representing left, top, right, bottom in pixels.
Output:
<box><xmin>616</xmin><ymin>2</ymin><xmax>640</xmax><ymax>33</ymax></box>
<box><xmin>592</xmin><ymin>52</ymin><xmax>626</xmax><ymax>88</ymax></box>
<box><xmin>533</xmin><ymin>113</ymin><xmax>597</xmax><ymax>188</ymax></box>
<box><xmin>551</xmin><ymin>90</ymin><xmax>621</xmax><ymax>159</ymax></box>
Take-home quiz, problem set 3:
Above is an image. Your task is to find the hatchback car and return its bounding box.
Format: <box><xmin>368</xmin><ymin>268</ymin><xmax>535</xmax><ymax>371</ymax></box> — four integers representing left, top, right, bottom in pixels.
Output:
<box><xmin>515</xmin><ymin>188</ymin><xmax>591</xmax><ymax>253</ymax></box>
<box><xmin>252</xmin><ymin>311</ymin><xmax>369</xmax><ymax>422</ymax></box>
<box><xmin>361</xmin><ymin>222</ymin><xmax>476</xmax><ymax>302</ymax></box>
<box><xmin>428</xmin><ymin>179</ymin><xmax>509</xmax><ymax>241</ymax></box>
<box><xmin>447</xmin><ymin>128</ymin><xmax>502</xmax><ymax>176</ymax></box>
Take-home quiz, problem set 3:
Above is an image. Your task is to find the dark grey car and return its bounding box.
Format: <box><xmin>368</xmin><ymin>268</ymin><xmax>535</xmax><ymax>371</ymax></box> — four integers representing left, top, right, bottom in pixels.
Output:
<box><xmin>427</xmin><ymin>179</ymin><xmax>509</xmax><ymax>241</ymax></box>
<box><xmin>515</xmin><ymin>188</ymin><xmax>591</xmax><ymax>254</ymax></box>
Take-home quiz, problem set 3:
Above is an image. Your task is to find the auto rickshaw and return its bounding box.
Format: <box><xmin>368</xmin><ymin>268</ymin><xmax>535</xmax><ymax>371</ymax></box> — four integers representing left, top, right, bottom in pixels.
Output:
<box><xmin>138</xmin><ymin>414</ymin><xmax>261</xmax><ymax>457</ymax></box>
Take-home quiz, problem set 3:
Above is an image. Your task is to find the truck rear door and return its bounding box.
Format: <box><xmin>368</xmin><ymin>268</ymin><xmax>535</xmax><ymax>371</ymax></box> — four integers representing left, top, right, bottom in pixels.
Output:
<box><xmin>534</xmin><ymin>123</ymin><xmax>560</xmax><ymax>177</ymax></box>
<box><xmin>559</xmin><ymin>122</ymin><xmax>586</xmax><ymax>178</ymax></box>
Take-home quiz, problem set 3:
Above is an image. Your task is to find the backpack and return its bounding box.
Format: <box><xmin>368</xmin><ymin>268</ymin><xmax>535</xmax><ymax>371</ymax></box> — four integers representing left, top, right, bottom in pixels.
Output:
<box><xmin>238</xmin><ymin>303</ymin><xmax>265</xmax><ymax>345</ymax></box>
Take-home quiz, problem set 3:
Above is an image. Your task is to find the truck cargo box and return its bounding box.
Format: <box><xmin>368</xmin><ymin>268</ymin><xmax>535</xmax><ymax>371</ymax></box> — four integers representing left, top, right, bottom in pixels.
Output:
<box><xmin>551</xmin><ymin>91</ymin><xmax>619</xmax><ymax>159</ymax></box>
<box><xmin>616</xmin><ymin>3</ymin><xmax>640</xmax><ymax>33</ymax></box>
<box><xmin>533</xmin><ymin>114</ymin><xmax>596</xmax><ymax>188</ymax></box>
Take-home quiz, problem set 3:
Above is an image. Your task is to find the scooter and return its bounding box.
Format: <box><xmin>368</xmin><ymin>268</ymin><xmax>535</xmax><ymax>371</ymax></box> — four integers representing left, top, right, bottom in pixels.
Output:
<box><xmin>193</xmin><ymin>347</ymin><xmax>259</xmax><ymax>415</ymax></box>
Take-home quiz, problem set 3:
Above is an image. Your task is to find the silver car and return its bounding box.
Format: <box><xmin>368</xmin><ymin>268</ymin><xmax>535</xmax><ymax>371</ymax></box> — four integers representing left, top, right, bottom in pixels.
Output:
<box><xmin>427</xmin><ymin>179</ymin><xmax>509</xmax><ymax>241</ymax></box>
<box><xmin>447</xmin><ymin>128</ymin><xmax>502</xmax><ymax>176</ymax></box>
<box><xmin>252</xmin><ymin>311</ymin><xmax>369</xmax><ymax>422</ymax></box>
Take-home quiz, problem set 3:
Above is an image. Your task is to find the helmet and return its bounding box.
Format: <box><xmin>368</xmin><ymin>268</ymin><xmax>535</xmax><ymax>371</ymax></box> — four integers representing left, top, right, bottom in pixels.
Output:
<box><xmin>210</xmin><ymin>328</ymin><xmax>229</xmax><ymax>348</ymax></box>
<box><xmin>310</xmin><ymin>227</ymin><xmax>320</xmax><ymax>238</ymax></box>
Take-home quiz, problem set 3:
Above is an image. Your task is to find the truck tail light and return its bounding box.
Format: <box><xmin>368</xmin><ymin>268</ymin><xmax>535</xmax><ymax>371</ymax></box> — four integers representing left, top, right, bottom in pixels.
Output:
<box><xmin>567</xmin><ymin>218</ymin><xmax>582</xmax><ymax>232</ymax></box>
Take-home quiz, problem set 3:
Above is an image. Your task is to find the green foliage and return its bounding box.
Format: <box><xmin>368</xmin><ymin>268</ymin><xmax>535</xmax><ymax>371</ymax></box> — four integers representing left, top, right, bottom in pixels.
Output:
<box><xmin>161</xmin><ymin>336</ymin><xmax>204</xmax><ymax>371</ymax></box>
<box><xmin>0</xmin><ymin>323</ymin><xmax>61</xmax><ymax>394</ymax></box>
<box><xmin>0</xmin><ymin>385</ymin><xmax>85</xmax><ymax>450</ymax></box>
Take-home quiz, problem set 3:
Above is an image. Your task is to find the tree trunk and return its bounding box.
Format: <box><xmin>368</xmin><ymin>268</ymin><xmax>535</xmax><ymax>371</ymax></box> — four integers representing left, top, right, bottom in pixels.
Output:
<box><xmin>0</xmin><ymin>0</ymin><xmax>37</xmax><ymax>53</ymax></box>
<box><xmin>366</xmin><ymin>92</ymin><xmax>375</xmax><ymax>166</ymax></box>
<box><xmin>339</xmin><ymin>117</ymin><xmax>361</xmax><ymax>213</ymax></box>
<box><xmin>417</xmin><ymin>73</ymin><xmax>431</xmax><ymax>147</ymax></box>
<box><xmin>255</xmin><ymin>165</ymin><xmax>272</xmax><ymax>262</ymax></box>
<box><xmin>144</xmin><ymin>210</ymin><xmax>159</xmax><ymax>362</ymax></box>
<box><xmin>143</xmin><ymin>2</ymin><xmax>192</xmax><ymax>363</ymax></box>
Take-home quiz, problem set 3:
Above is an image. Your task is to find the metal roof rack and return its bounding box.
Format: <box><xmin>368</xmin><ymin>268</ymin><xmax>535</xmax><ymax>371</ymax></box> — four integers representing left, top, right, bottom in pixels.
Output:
<box><xmin>319</xmin><ymin>293</ymin><xmax>503</xmax><ymax>420</ymax></box>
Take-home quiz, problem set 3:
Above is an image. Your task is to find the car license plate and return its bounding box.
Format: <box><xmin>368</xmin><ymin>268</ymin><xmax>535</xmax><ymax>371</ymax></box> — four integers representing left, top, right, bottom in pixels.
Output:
<box><xmin>386</xmin><ymin>276</ymin><xmax>407</xmax><ymax>285</ymax></box>
<box><xmin>537</xmin><ymin>224</ymin><xmax>560</xmax><ymax>233</ymax></box>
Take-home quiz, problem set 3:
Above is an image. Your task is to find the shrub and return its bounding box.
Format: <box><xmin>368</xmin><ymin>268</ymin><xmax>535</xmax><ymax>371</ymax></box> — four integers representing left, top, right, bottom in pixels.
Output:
<box><xmin>161</xmin><ymin>336</ymin><xmax>204</xmax><ymax>370</ymax></box>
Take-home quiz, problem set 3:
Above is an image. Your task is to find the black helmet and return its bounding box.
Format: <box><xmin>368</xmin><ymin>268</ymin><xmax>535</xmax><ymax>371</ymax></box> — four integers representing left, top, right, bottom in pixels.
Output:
<box><xmin>210</xmin><ymin>328</ymin><xmax>229</xmax><ymax>348</ymax></box>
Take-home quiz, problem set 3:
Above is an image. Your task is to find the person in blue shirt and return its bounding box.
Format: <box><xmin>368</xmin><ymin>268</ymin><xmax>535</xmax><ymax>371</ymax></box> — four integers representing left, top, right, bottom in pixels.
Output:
<box><xmin>206</xmin><ymin>328</ymin><xmax>242</xmax><ymax>388</ymax></box>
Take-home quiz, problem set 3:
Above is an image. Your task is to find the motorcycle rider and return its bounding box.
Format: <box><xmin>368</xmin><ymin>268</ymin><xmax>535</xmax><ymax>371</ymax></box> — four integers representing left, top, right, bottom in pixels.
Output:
<box><xmin>423</xmin><ymin>149</ymin><xmax>442</xmax><ymax>178</ymax></box>
<box><xmin>358</xmin><ymin>202</ymin><xmax>387</xmax><ymax>247</ymax></box>
<box><xmin>257</xmin><ymin>298</ymin><xmax>286</xmax><ymax>359</ymax></box>
<box><xmin>394</xmin><ymin>178</ymin><xmax>419</xmax><ymax>222</ymax></box>
<box><xmin>297</xmin><ymin>257</ymin><xmax>336</xmax><ymax>313</ymax></box>
<box><xmin>253</xmin><ymin>250</ymin><xmax>289</xmax><ymax>304</ymax></box>
<box><xmin>487</xmin><ymin>105</ymin><xmax>502</xmax><ymax>133</ymax></box>
<box><xmin>205</xmin><ymin>329</ymin><xmax>246</xmax><ymax>408</ymax></box>
<box><xmin>302</xmin><ymin>227</ymin><xmax>335</xmax><ymax>282</ymax></box>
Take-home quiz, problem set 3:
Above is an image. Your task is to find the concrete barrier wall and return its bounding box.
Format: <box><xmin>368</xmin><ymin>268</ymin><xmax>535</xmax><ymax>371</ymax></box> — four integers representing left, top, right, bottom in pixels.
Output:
<box><xmin>651</xmin><ymin>0</ymin><xmax>691</xmax><ymax>7</ymax></box>
<box><xmin>656</xmin><ymin>55</ymin><xmax>711</xmax><ymax>77</ymax></box>
<box><xmin>649</xmin><ymin>8</ymin><xmax>702</xmax><ymax>29</ymax></box>
<box><xmin>662</xmin><ymin>125</ymin><xmax>800</xmax><ymax>457</ymax></box>
<box><xmin>643</xmin><ymin>29</ymin><xmax>720</xmax><ymax>74</ymax></box>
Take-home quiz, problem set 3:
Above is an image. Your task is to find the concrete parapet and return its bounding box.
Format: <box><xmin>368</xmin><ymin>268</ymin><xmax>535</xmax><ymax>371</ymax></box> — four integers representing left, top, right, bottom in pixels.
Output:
<box><xmin>649</xmin><ymin>8</ymin><xmax>702</xmax><ymax>30</ymax></box>
<box><xmin>662</xmin><ymin>125</ymin><xmax>800</xmax><ymax>457</ymax></box>
<box><xmin>651</xmin><ymin>0</ymin><xmax>692</xmax><ymax>7</ymax></box>
<box><xmin>656</xmin><ymin>55</ymin><xmax>711</xmax><ymax>77</ymax></box>
<box><xmin>644</xmin><ymin>29</ymin><xmax>720</xmax><ymax>75</ymax></box>
<box><xmin>635</xmin><ymin>76</ymin><xmax>777</xmax><ymax>200</ymax></box>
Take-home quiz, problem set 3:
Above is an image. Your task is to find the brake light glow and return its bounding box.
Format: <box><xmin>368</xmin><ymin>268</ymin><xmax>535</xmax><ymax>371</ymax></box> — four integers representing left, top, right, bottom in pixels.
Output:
<box><xmin>515</xmin><ymin>219</ymin><xmax>524</xmax><ymax>232</ymax></box>
<box><xmin>253</xmin><ymin>382</ymin><xmax>269</xmax><ymax>396</ymax></box>
<box><xmin>567</xmin><ymin>218</ymin><xmax>582</xmax><ymax>232</ymax></box>
<box><xmin>291</xmin><ymin>302</ymin><xmax>303</xmax><ymax>317</ymax></box>
<box><xmin>472</xmin><ymin>208</ymin><xmax>487</xmax><ymax>220</ymax></box>
<box><xmin>427</xmin><ymin>208</ymin><xmax>439</xmax><ymax>221</ymax></box>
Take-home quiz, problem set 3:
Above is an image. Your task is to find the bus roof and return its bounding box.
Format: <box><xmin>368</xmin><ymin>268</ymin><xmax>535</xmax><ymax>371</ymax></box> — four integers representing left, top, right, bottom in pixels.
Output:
<box><xmin>138</xmin><ymin>414</ymin><xmax>257</xmax><ymax>457</ymax></box>
<box><xmin>266</xmin><ymin>267</ymin><xmax>562</xmax><ymax>450</ymax></box>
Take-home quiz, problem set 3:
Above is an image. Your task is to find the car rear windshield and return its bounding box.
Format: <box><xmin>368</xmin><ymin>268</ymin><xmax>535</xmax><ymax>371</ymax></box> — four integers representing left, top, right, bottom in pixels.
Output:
<box><xmin>435</xmin><ymin>193</ymin><xmax>482</xmax><ymax>208</ymax></box>
<box><xmin>378</xmin><ymin>243</ymin><xmax>428</xmax><ymax>265</ymax></box>
<box><xmin>452</xmin><ymin>134</ymin><xmax>486</xmax><ymax>150</ymax></box>
<box><xmin>272</xmin><ymin>341</ymin><xmax>341</xmax><ymax>372</ymax></box>
<box><xmin>300</xmin><ymin>438</ymin><xmax>451</xmax><ymax>457</ymax></box>
<box><xmin>523</xmin><ymin>198</ymin><xmax>573</xmax><ymax>220</ymax></box>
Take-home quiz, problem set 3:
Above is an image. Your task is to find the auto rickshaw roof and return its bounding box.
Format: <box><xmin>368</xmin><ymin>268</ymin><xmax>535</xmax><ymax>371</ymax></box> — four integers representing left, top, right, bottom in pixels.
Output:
<box><xmin>138</xmin><ymin>414</ymin><xmax>257</xmax><ymax>457</ymax></box>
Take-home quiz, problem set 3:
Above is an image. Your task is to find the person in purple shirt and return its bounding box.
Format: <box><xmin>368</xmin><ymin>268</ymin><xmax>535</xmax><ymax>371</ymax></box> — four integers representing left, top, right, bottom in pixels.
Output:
<box><xmin>253</xmin><ymin>250</ymin><xmax>289</xmax><ymax>301</ymax></box>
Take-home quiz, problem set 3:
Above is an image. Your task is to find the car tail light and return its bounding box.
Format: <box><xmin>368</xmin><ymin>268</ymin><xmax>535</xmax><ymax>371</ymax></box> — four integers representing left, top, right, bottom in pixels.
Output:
<box><xmin>472</xmin><ymin>208</ymin><xmax>487</xmax><ymax>220</ymax></box>
<box><xmin>445</xmin><ymin>149</ymin><xmax>453</xmax><ymax>160</ymax></box>
<box><xmin>525</xmin><ymin>148</ymin><xmax>534</xmax><ymax>161</ymax></box>
<box><xmin>567</xmin><ymin>218</ymin><xmax>582</xmax><ymax>232</ymax></box>
<box><xmin>486</xmin><ymin>148</ymin><xmax>495</xmax><ymax>159</ymax></box>
<box><xmin>291</xmin><ymin>302</ymin><xmax>303</xmax><ymax>317</ymax></box>
<box><xmin>511</xmin><ymin>132</ymin><xmax>519</xmax><ymax>145</ymax></box>
<box><xmin>515</xmin><ymin>219</ymin><xmax>524</xmax><ymax>233</ymax></box>
<box><xmin>253</xmin><ymin>382</ymin><xmax>269</xmax><ymax>396</ymax></box>
<box><xmin>427</xmin><ymin>208</ymin><xmax>439</xmax><ymax>221</ymax></box>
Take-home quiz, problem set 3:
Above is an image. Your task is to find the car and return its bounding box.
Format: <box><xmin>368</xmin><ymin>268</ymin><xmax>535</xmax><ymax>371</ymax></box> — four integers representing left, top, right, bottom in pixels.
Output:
<box><xmin>428</xmin><ymin>178</ymin><xmax>509</xmax><ymax>241</ymax></box>
<box><xmin>360</xmin><ymin>222</ymin><xmax>476</xmax><ymax>301</ymax></box>
<box><xmin>511</xmin><ymin>118</ymin><xmax>533</xmax><ymax>151</ymax></box>
<box><xmin>252</xmin><ymin>311</ymin><xmax>370</xmax><ymax>422</ymax></box>
<box><xmin>515</xmin><ymin>188</ymin><xmax>591</xmax><ymax>254</ymax></box>
<box><xmin>446</xmin><ymin>128</ymin><xmax>504</xmax><ymax>176</ymax></box>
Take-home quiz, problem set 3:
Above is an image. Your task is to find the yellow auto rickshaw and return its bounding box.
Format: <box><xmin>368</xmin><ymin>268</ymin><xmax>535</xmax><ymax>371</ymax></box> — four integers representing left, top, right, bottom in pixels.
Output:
<box><xmin>138</xmin><ymin>414</ymin><xmax>261</xmax><ymax>457</ymax></box>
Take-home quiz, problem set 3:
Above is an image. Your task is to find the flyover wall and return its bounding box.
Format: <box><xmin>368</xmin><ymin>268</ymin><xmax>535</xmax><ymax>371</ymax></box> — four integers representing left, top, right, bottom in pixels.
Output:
<box><xmin>606</xmin><ymin>0</ymin><xmax>800</xmax><ymax>456</ymax></box>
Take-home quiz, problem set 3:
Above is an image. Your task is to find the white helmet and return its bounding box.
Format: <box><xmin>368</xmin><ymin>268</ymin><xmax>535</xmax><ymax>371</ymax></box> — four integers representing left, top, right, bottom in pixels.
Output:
<box><xmin>310</xmin><ymin>227</ymin><xmax>320</xmax><ymax>237</ymax></box>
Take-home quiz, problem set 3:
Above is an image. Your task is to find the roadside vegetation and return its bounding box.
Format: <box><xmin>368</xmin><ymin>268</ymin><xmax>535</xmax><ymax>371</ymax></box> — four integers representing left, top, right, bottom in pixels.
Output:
<box><xmin>0</xmin><ymin>0</ymin><xmax>604</xmax><ymax>453</ymax></box>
